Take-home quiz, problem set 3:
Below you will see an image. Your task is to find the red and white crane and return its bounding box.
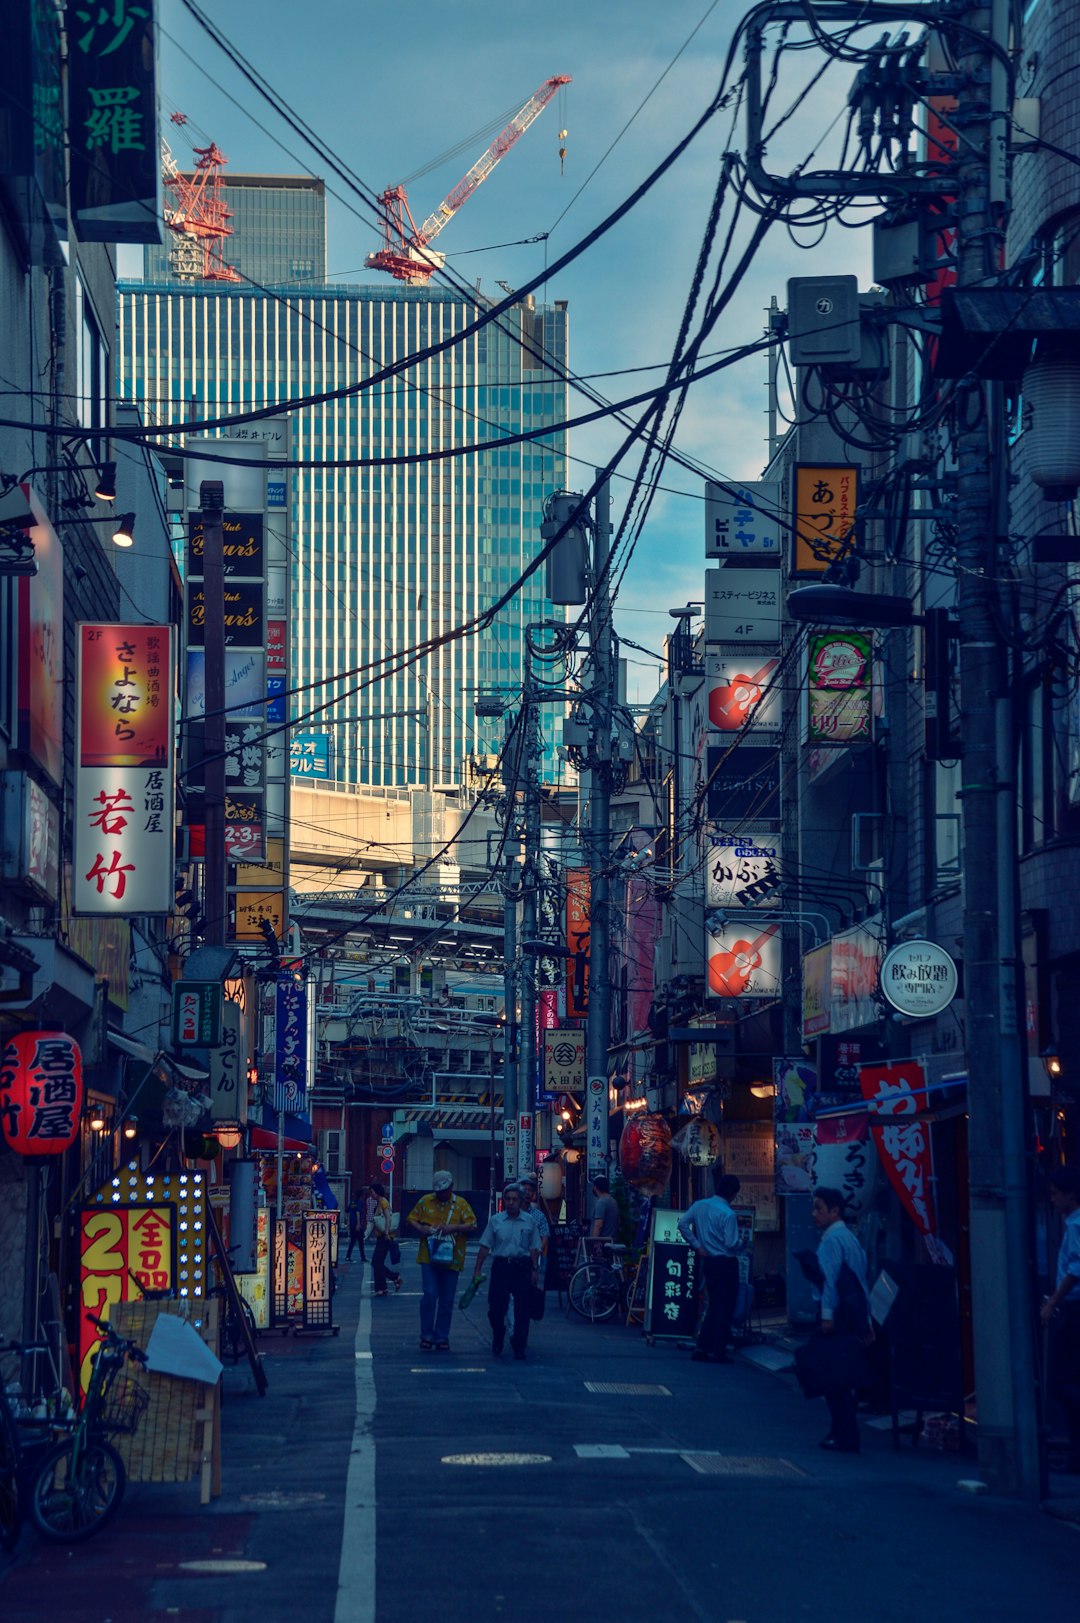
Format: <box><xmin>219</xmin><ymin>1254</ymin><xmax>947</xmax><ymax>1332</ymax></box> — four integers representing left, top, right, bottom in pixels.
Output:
<box><xmin>162</xmin><ymin>113</ymin><xmax>242</xmax><ymax>283</ymax></box>
<box><xmin>366</xmin><ymin>74</ymin><xmax>571</xmax><ymax>286</ymax></box>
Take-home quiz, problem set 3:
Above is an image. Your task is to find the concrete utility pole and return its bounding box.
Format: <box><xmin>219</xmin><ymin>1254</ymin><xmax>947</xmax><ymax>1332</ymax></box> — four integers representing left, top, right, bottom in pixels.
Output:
<box><xmin>200</xmin><ymin>480</ymin><xmax>227</xmax><ymax>947</ymax></box>
<box><xmin>585</xmin><ymin>475</ymin><xmax>614</xmax><ymax>1162</ymax></box>
<box><xmin>502</xmin><ymin>705</ymin><xmax>523</xmax><ymax>1181</ymax></box>
<box><xmin>953</xmin><ymin>2</ymin><xmax>1040</xmax><ymax>1499</ymax></box>
<box><xmin>517</xmin><ymin>663</ymin><xmax>541</xmax><ymax>1181</ymax></box>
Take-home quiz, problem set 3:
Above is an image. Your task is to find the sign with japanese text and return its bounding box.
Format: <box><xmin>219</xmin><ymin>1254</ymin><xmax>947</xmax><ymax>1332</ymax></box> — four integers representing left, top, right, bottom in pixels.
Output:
<box><xmin>210</xmin><ymin>1001</ymin><xmax>245</xmax><ymax>1122</ymax></box>
<box><xmin>275</xmin><ymin>974</ymin><xmax>307</xmax><ymax>1110</ymax></box>
<box><xmin>802</xmin><ymin>943</ymin><xmax>832</xmax><ymax>1038</ymax></box>
<box><xmin>706</xmin><ymin>650</ymin><xmax>782</xmax><ymax>733</ymax></box>
<box><xmin>74</xmin><ymin>624</ymin><xmax>175</xmax><ymax>916</ymax></box>
<box><xmin>186</xmin><ymin>581</ymin><xmax>264</xmax><ymax>648</ymax></box>
<box><xmin>879</xmin><ymin>940</ymin><xmax>959</xmax><ymax>1019</ymax></box>
<box><xmin>302</xmin><ymin>1213</ymin><xmax>334</xmax><ymax>1330</ymax></box>
<box><xmin>645</xmin><ymin>1209</ymin><xmax>699</xmax><ymax>1340</ymax></box>
<box><xmin>722</xmin><ymin>1121</ymin><xmax>779</xmax><ymax>1231</ymax></box>
<box><xmin>807</xmin><ymin>631</ymin><xmax>872</xmax><ymax>744</ymax></box>
<box><xmin>706</xmin><ymin>835</ymin><xmax>781</xmax><ymax>910</ymax></box>
<box><xmin>829</xmin><ymin>919</ymin><xmax>885</xmax><ymax>1033</ymax></box>
<box><xmin>705</xmin><ymin>480</ymin><xmax>783</xmax><ymax>557</ymax></box>
<box><xmin>793</xmin><ymin>464</ymin><xmax>859</xmax><ymax>576</ymax></box>
<box><xmin>706</xmin><ymin>745</ymin><xmax>780</xmax><ymax>822</ymax></box>
<box><xmin>686</xmin><ymin>1014</ymin><xmax>719</xmax><ymax>1084</ymax></box>
<box><xmin>0</xmin><ymin>1032</ymin><xmax>83</xmax><ymax>1155</ymax></box>
<box><xmin>705</xmin><ymin>567</ymin><xmax>781</xmax><ymax>643</ymax></box>
<box><xmin>565</xmin><ymin>868</ymin><xmax>591</xmax><ymax>1020</ymax></box>
<box><xmin>813</xmin><ymin>1108</ymin><xmax>875</xmax><ymax>1222</ymax></box>
<box><xmin>586</xmin><ymin>1074</ymin><xmax>607</xmax><ymax>1180</ymax></box>
<box><xmin>234</xmin><ymin>889</ymin><xmax>284</xmax><ymax>942</ymax></box>
<box><xmin>68</xmin><ymin>0</ymin><xmax>163</xmax><ymax>244</ymax></box>
<box><xmin>707</xmin><ymin>922</ymin><xmax>781</xmax><ymax>999</ymax></box>
<box><xmin>518</xmin><ymin>1112</ymin><xmax>535</xmax><ymax>1178</ymax></box>
<box><xmin>543</xmin><ymin>1028</ymin><xmax>585</xmax><ymax>1096</ymax></box>
<box><xmin>171</xmin><ymin>980</ymin><xmax>221</xmax><ymax>1048</ymax></box>
<box><xmin>79</xmin><ymin>1196</ymin><xmax>179</xmax><ymax>1392</ymax></box>
<box><xmin>290</xmin><ymin>733</ymin><xmax>331</xmax><ymax>779</ymax></box>
<box><xmin>503</xmin><ymin>1113</ymin><xmax>518</xmax><ymax>1182</ymax></box>
<box><xmin>187</xmin><ymin>511</ymin><xmax>265</xmax><ymax>579</ymax></box>
<box><xmin>859</xmin><ymin>1062</ymin><xmax>938</xmax><ymax>1238</ymax></box>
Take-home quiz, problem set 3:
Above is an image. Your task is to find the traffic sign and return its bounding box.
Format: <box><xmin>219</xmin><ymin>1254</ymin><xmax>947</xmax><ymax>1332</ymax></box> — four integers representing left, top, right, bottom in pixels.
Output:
<box><xmin>380</xmin><ymin>1157</ymin><xmax>394</xmax><ymax>1174</ymax></box>
<box><xmin>381</xmin><ymin>1124</ymin><xmax>395</xmax><ymax>1141</ymax></box>
<box><xmin>380</xmin><ymin>1142</ymin><xmax>396</xmax><ymax>1159</ymax></box>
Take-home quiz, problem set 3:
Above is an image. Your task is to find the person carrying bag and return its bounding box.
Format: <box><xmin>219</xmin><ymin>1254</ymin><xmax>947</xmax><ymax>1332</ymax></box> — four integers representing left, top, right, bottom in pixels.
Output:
<box><xmin>368</xmin><ymin>1181</ymin><xmax>402</xmax><ymax>1297</ymax></box>
<box><xmin>407</xmin><ymin>1172</ymin><xmax>477</xmax><ymax>1352</ymax></box>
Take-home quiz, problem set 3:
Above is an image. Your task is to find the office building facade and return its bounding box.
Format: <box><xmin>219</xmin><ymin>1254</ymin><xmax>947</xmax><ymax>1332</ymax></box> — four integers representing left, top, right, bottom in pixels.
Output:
<box><xmin>118</xmin><ymin>186</ymin><xmax>569</xmax><ymax>789</ymax></box>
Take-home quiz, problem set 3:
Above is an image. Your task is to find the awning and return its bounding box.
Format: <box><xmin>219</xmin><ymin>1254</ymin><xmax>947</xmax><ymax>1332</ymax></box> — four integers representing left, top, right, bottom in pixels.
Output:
<box><xmin>106</xmin><ymin>1031</ymin><xmax>209</xmax><ymax>1084</ymax></box>
<box><xmin>249</xmin><ymin>1125</ymin><xmax>313</xmax><ymax>1154</ymax></box>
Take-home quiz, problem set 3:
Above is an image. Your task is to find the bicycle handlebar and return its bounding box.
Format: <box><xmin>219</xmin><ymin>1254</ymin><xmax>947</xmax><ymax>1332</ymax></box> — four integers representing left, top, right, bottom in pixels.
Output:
<box><xmin>86</xmin><ymin>1314</ymin><xmax>149</xmax><ymax>1365</ymax></box>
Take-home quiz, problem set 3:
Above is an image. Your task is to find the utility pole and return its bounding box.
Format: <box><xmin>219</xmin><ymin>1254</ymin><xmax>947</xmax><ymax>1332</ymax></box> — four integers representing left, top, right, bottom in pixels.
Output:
<box><xmin>501</xmin><ymin>710</ymin><xmax>522</xmax><ymax>1182</ymax></box>
<box><xmin>953</xmin><ymin>2</ymin><xmax>1040</xmax><ymax>1499</ymax></box>
<box><xmin>517</xmin><ymin>661</ymin><xmax>541</xmax><ymax>1183</ymax></box>
<box><xmin>200</xmin><ymin>480</ymin><xmax>227</xmax><ymax>948</ymax></box>
<box><xmin>585</xmin><ymin>475</ymin><xmax>614</xmax><ymax>1173</ymax></box>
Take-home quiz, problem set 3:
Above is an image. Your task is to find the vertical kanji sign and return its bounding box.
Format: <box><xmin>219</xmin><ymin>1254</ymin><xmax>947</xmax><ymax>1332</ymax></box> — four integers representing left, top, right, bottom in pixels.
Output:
<box><xmin>0</xmin><ymin>1032</ymin><xmax>83</xmax><ymax>1155</ymax></box>
<box><xmin>67</xmin><ymin>0</ymin><xmax>163</xmax><ymax>243</ymax></box>
<box><xmin>275</xmin><ymin>972</ymin><xmax>307</xmax><ymax>1111</ymax></box>
<box><xmin>74</xmin><ymin>624</ymin><xmax>175</xmax><ymax>915</ymax></box>
<box><xmin>859</xmin><ymin>1062</ymin><xmax>938</xmax><ymax>1238</ymax></box>
<box><xmin>565</xmin><ymin>868</ymin><xmax>591</xmax><ymax>1019</ymax></box>
<box><xmin>792</xmin><ymin>464</ymin><xmax>859</xmax><ymax>576</ymax></box>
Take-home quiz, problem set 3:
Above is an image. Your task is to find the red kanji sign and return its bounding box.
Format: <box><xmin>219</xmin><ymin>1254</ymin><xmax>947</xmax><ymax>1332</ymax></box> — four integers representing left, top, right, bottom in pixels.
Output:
<box><xmin>0</xmin><ymin>1032</ymin><xmax>83</xmax><ymax>1155</ymax></box>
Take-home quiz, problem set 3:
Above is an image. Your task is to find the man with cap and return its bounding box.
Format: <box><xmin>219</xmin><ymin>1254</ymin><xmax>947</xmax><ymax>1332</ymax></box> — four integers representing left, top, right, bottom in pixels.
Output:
<box><xmin>407</xmin><ymin>1171</ymin><xmax>477</xmax><ymax>1352</ymax></box>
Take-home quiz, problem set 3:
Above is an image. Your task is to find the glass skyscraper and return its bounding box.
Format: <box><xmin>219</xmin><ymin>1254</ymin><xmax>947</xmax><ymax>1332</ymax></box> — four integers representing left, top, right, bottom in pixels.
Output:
<box><xmin>144</xmin><ymin>173</ymin><xmax>327</xmax><ymax>287</ymax></box>
<box><xmin>118</xmin><ymin>179</ymin><xmax>569</xmax><ymax>789</ymax></box>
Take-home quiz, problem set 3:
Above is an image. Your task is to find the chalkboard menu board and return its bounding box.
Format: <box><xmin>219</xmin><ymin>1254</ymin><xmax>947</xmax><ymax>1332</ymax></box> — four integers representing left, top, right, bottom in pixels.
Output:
<box><xmin>644</xmin><ymin>1210</ymin><xmax>699</xmax><ymax>1341</ymax></box>
<box><xmin>547</xmin><ymin>1221</ymin><xmax>585</xmax><ymax>1292</ymax></box>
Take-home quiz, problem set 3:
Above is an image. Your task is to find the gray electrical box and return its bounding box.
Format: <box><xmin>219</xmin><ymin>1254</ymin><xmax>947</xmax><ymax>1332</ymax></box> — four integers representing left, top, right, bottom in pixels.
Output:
<box><xmin>787</xmin><ymin>275</ymin><xmax>862</xmax><ymax>365</ymax></box>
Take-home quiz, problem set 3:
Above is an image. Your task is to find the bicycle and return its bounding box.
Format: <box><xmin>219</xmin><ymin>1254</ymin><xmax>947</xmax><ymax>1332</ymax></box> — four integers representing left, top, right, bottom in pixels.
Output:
<box><xmin>27</xmin><ymin>1314</ymin><xmax>148</xmax><ymax>1544</ymax></box>
<box><xmin>0</xmin><ymin>1333</ymin><xmax>70</xmax><ymax>1550</ymax></box>
<box><xmin>209</xmin><ymin>1280</ymin><xmax>259</xmax><ymax>1366</ymax></box>
<box><xmin>568</xmin><ymin>1242</ymin><xmax>635</xmax><ymax>1323</ymax></box>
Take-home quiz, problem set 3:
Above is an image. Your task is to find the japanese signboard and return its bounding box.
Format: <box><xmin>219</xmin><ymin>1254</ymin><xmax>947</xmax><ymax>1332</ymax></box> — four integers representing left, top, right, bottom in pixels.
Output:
<box><xmin>802</xmin><ymin>943</ymin><xmax>832</xmax><ymax>1038</ymax></box>
<box><xmin>686</xmin><ymin>1014</ymin><xmax>719</xmax><ymax>1084</ymax></box>
<box><xmin>706</xmin><ymin>745</ymin><xmax>780</xmax><ymax>822</ymax></box>
<box><xmin>74</xmin><ymin>624</ymin><xmax>175</xmax><ymax>916</ymax></box>
<box><xmin>707</xmin><ymin>922</ymin><xmax>781</xmax><ymax>999</ymax></box>
<box><xmin>275</xmin><ymin>974</ymin><xmax>307</xmax><ymax>1110</ymax></box>
<box><xmin>706</xmin><ymin>835</ymin><xmax>781</xmax><ymax>910</ymax></box>
<box><xmin>878</xmin><ymin>940</ymin><xmax>959</xmax><ymax>1019</ymax></box>
<box><xmin>645</xmin><ymin>1208</ymin><xmax>699</xmax><ymax>1340</ymax></box>
<box><xmin>68</xmin><ymin>0</ymin><xmax>163</xmax><ymax>244</ymax></box>
<box><xmin>807</xmin><ymin>631</ymin><xmax>872</xmax><ymax>744</ymax></box>
<box><xmin>705</xmin><ymin>480</ymin><xmax>783</xmax><ymax>557</ymax></box>
<box><xmin>813</xmin><ymin>1107</ymin><xmax>875</xmax><ymax>1221</ymax></box>
<box><xmin>0</xmin><ymin>1032</ymin><xmax>83</xmax><ymax>1155</ymax></box>
<box><xmin>543</xmin><ymin>1028</ymin><xmax>585</xmax><ymax>1096</ymax></box>
<box><xmin>234</xmin><ymin>889</ymin><xmax>284</xmax><ymax>942</ymax></box>
<box><xmin>290</xmin><ymin>733</ymin><xmax>331</xmax><ymax>779</ymax></box>
<box><xmin>302</xmin><ymin>1212</ymin><xmax>334</xmax><ymax>1330</ymax></box>
<box><xmin>185</xmin><ymin>648</ymin><xmax>265</xmax><ymax>719</ymax></box>
<box><xmin>829</xmin><ymin>919</ymin><xmax>885</xmax><ymax>1033</ymax></box>
<box><xmin>706</xmin><ymin>650</ymin><xmax>782</xmax><ymax>733</ymax></box>
<box><xmin>503</xmin><ymin>1113</ymin><xmax>519</xmax><ymax>1182</ymax></box>
<box><xmin>565</xmin><ymin>868</ymin><xmax>591</xmax><ymax>1020</ymax></box>
<box><xmin>518</xmin><ymin>1112</ymin><xmax>535</xmax><ymax>1178</ymax></box>
<box><xmin>792</xmin><ymin>464</ymin><xmax>859</xmax><ymax>576</ymax></box>
<box><xmin>586</xmin><ymin>1074</ymin><xmax>607</xmax><ymax>1180</ymax></box>
<box><xmin>210</xmin><ymin>1000</ymin><xmax>244</xmax><ymax>1122</ymax></box>
<box><xmin>171</xmin><ymin>980</ymin><xmax>221</xmax><ymax>1048</ymax></box>
<box><xmin>187</xmin><ymin>511</ymin><xmax>265</xmax><ymax>579</ymax></box>
<box><xmin>3</xmin><ymin>0</ymin><xmax>66</xmax><ymax>256</ymax></box>
<box><xmin>859</xmin><ymin>1062</ymin><xmax>938</xmax><ymax>1238</ymax></box>
<box><xmin>722</xmin><ymin>1121</ymin><xmax>779</xmax><ymax>1231</ymax></box>
<box><xmin>705</xmin><ymin>567</ymin><xmax>781</xmax><ymax>644</ymax></box>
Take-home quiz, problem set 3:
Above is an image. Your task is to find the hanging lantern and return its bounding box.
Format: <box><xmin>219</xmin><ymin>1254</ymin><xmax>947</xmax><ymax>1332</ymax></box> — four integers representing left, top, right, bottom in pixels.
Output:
<box><xmin>619</xmin><ymin>1112</ymin><xmax>672</xmax><ymax>1196</ymax></box>
<box><xmin>671</xmin><ymin>1118</ymin><xmax>721</xmax><ymax>1168</ymax></box>
<box><xmin>0</xmin><ymin>1032</ymin><xmax>83</xmax><ymax>1155</ymax></box>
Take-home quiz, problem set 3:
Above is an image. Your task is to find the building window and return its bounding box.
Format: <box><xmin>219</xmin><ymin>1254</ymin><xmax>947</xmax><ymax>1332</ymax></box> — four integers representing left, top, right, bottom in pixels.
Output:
<box><xmin>75</xmin><ymin>274</ymin><xmax>108</xmax><ymax>458</ymax></box>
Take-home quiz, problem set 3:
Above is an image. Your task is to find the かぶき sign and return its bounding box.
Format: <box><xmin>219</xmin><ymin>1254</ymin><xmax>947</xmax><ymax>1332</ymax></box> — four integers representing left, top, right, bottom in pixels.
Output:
<box><xmin>0</xmin><ymin>1032</ymin><xmax>83</xmax><ymax>1155</ymax></box>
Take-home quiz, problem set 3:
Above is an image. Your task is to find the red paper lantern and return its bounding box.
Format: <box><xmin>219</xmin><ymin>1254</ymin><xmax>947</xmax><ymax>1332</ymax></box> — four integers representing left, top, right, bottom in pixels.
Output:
<box><xmin>0</xmin><ymin>1032</ymin><xmax>84</xmax><ymax>1155</ymax></box>
<box><xmin>619</xmin><ymin>1112</ymin><xmax>672</xmax><ymax>1196</ymax></box>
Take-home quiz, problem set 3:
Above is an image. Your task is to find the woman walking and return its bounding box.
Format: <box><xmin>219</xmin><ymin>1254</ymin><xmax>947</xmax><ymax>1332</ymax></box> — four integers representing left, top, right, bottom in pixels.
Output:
<box><xmin>369</xmin><ymin>1181</ymin><xmax>402</xmax><ymax>1297</ymax></box>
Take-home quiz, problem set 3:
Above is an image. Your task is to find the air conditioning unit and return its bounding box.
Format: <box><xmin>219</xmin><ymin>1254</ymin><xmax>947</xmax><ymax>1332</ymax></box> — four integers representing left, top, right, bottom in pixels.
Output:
<box><xmin>319</xmin><ymin>1129</ymin><xmax>345</xmax><ymax>1176</ymax></box>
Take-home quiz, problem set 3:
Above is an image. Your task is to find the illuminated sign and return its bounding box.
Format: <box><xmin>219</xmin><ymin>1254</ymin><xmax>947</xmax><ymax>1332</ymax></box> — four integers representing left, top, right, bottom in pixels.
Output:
<box><xmin>792</xmin><ymin>464</ymin><xmax>859</xmax><ymax>576</ymax></box>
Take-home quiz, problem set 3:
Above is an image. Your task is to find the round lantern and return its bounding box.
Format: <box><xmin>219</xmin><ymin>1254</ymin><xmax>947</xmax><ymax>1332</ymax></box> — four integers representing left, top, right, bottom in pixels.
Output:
<box><xmin>0</xmin><ymin>1032</ymin><xmax>83</xmax><ymax>1155</ymax></box>
<box><xmin>539</xmin><ymin>1157</ymin><xmax>564</xmax><ymax>1202</ymax></box>
<box><xmin>1023</xmin><ymin>346</ymin><xmax>1080</xmax><ymax>498</ymax></box>
<box><xmin>619</xmin><ymin>1112</ymin><xmax>672</xmax><ymax>1196</ymax></box>
<box><xmin>671</xmin><ymin>1118</ymin><xmax>721</xmax><ymax>1168</ymax></box>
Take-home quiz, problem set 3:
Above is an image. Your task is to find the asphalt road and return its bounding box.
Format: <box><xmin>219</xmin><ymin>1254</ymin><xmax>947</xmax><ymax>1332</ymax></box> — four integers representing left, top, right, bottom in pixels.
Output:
<box><xmin>3</xmin><ymin>1246</ymin><xmax>1078</xmax><ymax>1622</ymax></box>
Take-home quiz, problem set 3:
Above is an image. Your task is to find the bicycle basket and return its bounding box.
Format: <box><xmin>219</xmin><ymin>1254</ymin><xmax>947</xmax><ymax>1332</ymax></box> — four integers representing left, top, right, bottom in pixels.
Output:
<box><xmin>100</xmin><ymin>1375</ymin><xmax>149</xmax><ymax>1435</ymax></box>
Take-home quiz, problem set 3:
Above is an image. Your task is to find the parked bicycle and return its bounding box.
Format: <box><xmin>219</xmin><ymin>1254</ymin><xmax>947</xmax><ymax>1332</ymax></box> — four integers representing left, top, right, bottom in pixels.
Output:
<box><xmin>28</xmin><ymin>1314</ymin><xmax>148</xmax><ymax>1543</ymax></box>
<box><xmin>0</xmin><ymin>1333</ymin><xmax>69</xmax><ymax>1550</ymax></box>
<box><xmin>568</xmin><ymin>1241</ymin><xmax>635</xmax><ymax>1323</ymax></box>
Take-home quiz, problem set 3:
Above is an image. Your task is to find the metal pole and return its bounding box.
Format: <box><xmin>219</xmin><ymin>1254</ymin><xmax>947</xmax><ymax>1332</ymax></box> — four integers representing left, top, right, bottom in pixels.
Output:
<box><xmin>488</xmin><ymin>1032</ymin><xmax>497</xmax><ymax>1217</ymax></box>
<box><xmin>502</xmin><ymin>712</ymin><xmax>521</xmax><ymax>1181</ymax></box>
<box><xmin>585</xmin><ymin>474</ymin><xmax>613</xmax><ymax>1163</ymax></box>
<box><xmin>953</xmin><ymin>2</ymin><xmax>1039</xmax><ymax>1499</ymax></box>
<box><xmin>200</xmin><ymin>480</ymin><xmax>227</xmax><ymax>947</ymax></box>
<box><xmin>518</xmin><ymin>661</ymin><xmax>540</xmax><ymax>1178</ymax></box>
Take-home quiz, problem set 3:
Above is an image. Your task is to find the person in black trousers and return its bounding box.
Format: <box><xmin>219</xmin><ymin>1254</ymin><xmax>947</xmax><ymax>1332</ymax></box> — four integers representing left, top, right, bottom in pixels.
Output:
<box><xmin>677</xmin><ymin>1173</ymin><xmax>742</xmax><ymax>1364</ymax></box>
<box><xmin>346</xmin><ymin>1188</ymin><xmax>368</xmax><ymax>1262</ymax></box>
<box><xmin>370</xmin><ymin>1180</ymin><xmax>402</xmax><ymax>1296</ymax></box>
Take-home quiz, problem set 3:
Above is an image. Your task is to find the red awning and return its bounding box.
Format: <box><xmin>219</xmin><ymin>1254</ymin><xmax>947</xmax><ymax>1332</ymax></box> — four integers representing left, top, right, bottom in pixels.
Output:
<box><xmin>249</xmin><ymin>1125</ymin><xmax>312</xmax><ymax>1154</ymax></box>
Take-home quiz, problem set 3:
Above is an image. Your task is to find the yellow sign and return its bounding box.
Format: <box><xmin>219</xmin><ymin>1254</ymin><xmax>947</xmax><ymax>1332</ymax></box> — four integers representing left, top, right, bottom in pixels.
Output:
<box><xmin>793</xmin><ymin>465</ymin><xmax>859</xmax><ymax>575</ymax></box>
<box><xmin>232</xmin><ymin>888</ymin><xmax>285</xmax><ymax>941</ymax></box>
<box><xmin>235</xmin><ymin>838</ymin><xmax>285</xmax><ymax>890</ymax></box>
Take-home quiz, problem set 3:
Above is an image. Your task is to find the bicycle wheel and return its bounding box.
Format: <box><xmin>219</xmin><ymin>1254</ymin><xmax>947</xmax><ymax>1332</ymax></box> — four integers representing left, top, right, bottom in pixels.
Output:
<box><xmin>0</xmin><ymin>1401</ymin><xmax>20</xmax><ymax>1550</ymax></box>
<box><xmin>568</xmin><ymin>1263</ymin><xmax>621</xmax><ymax>1323</ymax></box>
<box><xmin>29</xmin><ymin>1437</ymin><xmax>125</xmax><ymax>1543</ymax></box>
<box><xmin>221</xmin><ymin>1295</ymin><xmax>258</xmax><ymax>1364</ymax></box>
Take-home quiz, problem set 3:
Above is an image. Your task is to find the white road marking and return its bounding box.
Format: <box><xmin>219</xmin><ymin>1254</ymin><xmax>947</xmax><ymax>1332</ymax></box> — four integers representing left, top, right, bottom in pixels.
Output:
<box><xmin>574</xmin><ymin>1444</ymin><xmax>631</xmax><ymax>1459</ymax></box>
<box><xmin>334</xmin><ymin>1287</ymin><xmax>375</xmax><ymax>1623</ymax></box>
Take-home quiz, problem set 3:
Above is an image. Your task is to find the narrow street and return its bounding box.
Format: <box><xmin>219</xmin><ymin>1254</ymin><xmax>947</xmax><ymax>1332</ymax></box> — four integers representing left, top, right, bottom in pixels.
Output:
<box><xmin>4</xmin><ymin>1248</ymin><xmax>1076</xmax><ymax>1623</ymax></box>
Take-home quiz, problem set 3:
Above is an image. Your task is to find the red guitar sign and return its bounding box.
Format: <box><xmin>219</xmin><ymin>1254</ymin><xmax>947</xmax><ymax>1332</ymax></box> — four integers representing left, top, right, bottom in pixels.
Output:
<box><xmin>707</xmin><ymin>923</ymin><xmax>780</xmax><ymax>997</ymax></box>
<box><xmin>709</xmin><ymin>659</ymin><xmax>779</xmax><ymax>731</ymax></box>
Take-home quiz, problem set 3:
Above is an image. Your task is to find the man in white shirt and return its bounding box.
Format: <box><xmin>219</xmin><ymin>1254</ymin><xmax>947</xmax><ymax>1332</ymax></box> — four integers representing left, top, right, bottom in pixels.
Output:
<box><xmin>812</xmin><ymin>1185</ymin><xmax>870</xmax><ymax>1454</ymax></box>
<box><xmin>1042</xmin><ymin>1166</ymin><xmax>1080</xmax><ymax>1472</ymax></box>
<box><xmin>678</xmin><ymin>1173</ymin><xmax>742</xmax><ymax>1364</ymax></box>
<box><xmin>472</xmin><ymin>1186</ymin><xmax>541</xmax><ymax>1361</ymax></box>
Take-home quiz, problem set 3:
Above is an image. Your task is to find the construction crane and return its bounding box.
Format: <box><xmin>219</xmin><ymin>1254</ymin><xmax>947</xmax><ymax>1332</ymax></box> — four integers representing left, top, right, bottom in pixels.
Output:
<box><xmin>162</xmin><ymin>113</ymin><xmax>242</xmax><ymax>284</ymax></box>
<box><xmin>366</xmin><ymin>74</ymin><xmax>571</xmax><ymax>286</ymax></box>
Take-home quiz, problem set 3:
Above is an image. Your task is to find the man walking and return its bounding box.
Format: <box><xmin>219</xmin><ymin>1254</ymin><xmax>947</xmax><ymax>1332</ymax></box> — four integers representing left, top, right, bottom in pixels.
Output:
<box><xmin>678</xmin><ymin>1173</ymin><xmax>742</xmax><ymax>1364</ymax></box>
<box><xmin>812</xmin><ymin>1185</ymin><xmax>871</xmax><ymax>1454</ymax></box>
<box><xmin>407</xmin><ymin>1171</ymin><xmax>477</xmax><ymax>1352</ymax></box>
<box><xmin>1042</xmin><ymin>1165</ymin><xmax>1080</xmax><ymax>1473</ymax></box>
<box><xmin>471</xmin><ymin>1185</ymin><xmax>541</xmax><ymax>1361</ymax></box>
<box><xmin>518</xmin><ymin>1176</ymin><xmax>550</xmax><ymax>1285</ymax></box>
<box><xmin>346</xmin><ymin>1188</ymin><xmax>368</xmax><ymax>1263</ymax></box>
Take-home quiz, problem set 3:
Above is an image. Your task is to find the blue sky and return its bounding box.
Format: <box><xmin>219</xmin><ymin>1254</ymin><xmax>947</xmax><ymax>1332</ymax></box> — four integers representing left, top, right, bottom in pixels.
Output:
<box><xmin>143</xmin><ymin>0</ymin><xmax>871</xmax><ymax>697</ymax></box>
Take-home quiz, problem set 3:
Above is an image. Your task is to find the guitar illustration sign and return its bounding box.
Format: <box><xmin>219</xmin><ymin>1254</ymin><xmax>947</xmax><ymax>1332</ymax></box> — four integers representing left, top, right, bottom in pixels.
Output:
<box><xmin>707</xmin><ymin>923</ymin><xmax>781</xmax><ymax>999</ymax></box>
<box><xmin>707</xmin><ymin>655</ymin><xmax>782</xmax><ymax>733</ymax></box>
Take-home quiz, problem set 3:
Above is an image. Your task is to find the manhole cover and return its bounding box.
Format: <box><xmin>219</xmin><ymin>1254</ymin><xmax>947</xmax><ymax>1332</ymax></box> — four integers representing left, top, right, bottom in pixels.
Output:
<box><xmin>178</xmin><ymin>1559</ymin><xmax>269</xmax><ymax>1574</ymax></box>
<box><xmin>442</xmin><ymin>1452</ymin><xmax>551</xmax><ymax>1467</ymax></box>
<box><xmin>681</xmin><ymin>1454</ymin><xmax>806</xmax><ymax>1478</ymax></box>
<box><xmin>584</xmin><ymin>1382</ymin><xmax>671</xmax><ymax>1396</ymax></box>
<box><xmin>239</xmin><ymin>1491</ymin><xmax>327</xmax><ymax>1509</ymax></box>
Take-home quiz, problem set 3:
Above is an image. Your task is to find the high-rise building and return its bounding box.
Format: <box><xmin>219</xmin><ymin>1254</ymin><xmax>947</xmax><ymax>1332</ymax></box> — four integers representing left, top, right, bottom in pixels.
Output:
<box><xmin>118</xmin><ymin>176</ymin><xmax>570</xmax><ymax>789</ymax></box>
<box><xmin>145</xmin><ymin>172</ymin><xmax>327</xmax><ymax>287</ymax></box>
